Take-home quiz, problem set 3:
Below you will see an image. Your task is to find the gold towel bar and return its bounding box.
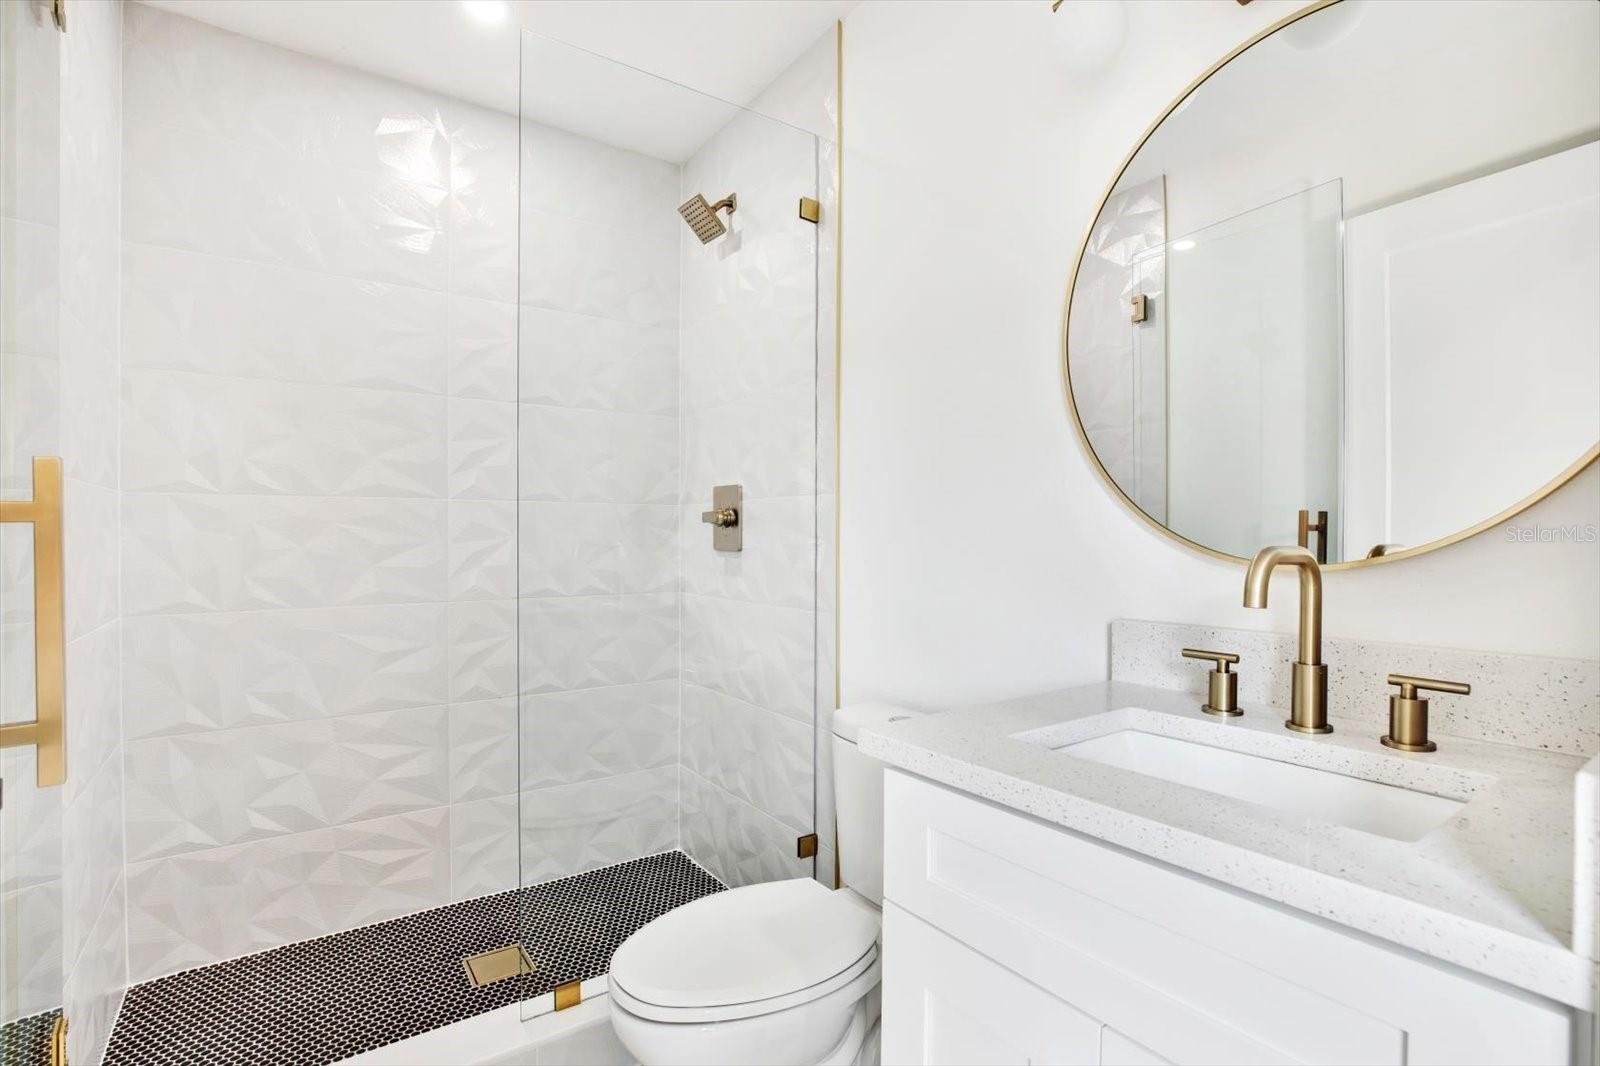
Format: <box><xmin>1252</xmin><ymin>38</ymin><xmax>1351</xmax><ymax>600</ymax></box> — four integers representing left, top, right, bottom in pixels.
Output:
<box><xmin>0</xmin><ymin>457</ymin><xmax>66</xmax><ymax>787</ymax></box>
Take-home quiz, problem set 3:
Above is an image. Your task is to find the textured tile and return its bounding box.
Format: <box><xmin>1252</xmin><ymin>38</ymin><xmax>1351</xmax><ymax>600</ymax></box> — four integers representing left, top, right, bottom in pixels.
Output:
<box><xmin>517</xmin><ymin>405</ymin><xmax>676</xmax><ymax>506</ymax></box>
<box><xmin>448</xmin><ymin>600</ymin><xmax>517</xmax><ymax>703</ymax></box>
<box><xmin>57</xmin><ymin>1</ymin><xmax>126</xmax><ymax>1053</ymax></box>
<box><xmin>679</xmin><ymin>381</ymin><xmax>816</xmax><ymax>502</ymax></box>
<box><xmin>61</xmin><ymin>753</ymin><xmax>125</xmax><ymax>968</ymax></box>
<box><xmin>2</xmin><ymin>882</ymin><xmax>65</xmax><ymax>1024</ymax></box>
<box><xmin>122</xmin><ymin>119</ymin><xmax>450</xmax><ymax>291</ymax></box>
<box><xmin>519</xmin><ymin>766</ymin><xmax>679</xmax><ymax>884</ymax></box>
<box><xmin>447</xmin><ymin>295</ymin><xmax>517</xmax><ymax>401</ymax></box>
<box><xmin>121</xmin><ymin>493</ymin><xmax>446</xmax><ymax>615</ymax></box>
<box><xmin>123</xmin><ymin>242</ymin><xmax>448</xmax><ymax>393</ymax></box>
<box><xmin>64</xmin><ymin>621</ymin><xmax>121</xmax><ymax>808</ymax></box>
<box><xmin>517</xmin><ymin>305</ymin><xmax>676</xmax><ymax>416</ymax></box>
<box><xmin>0</xmin><ymin>620</ymin><xmax>37</xmax><ymax>728</ymax></box>
<box><xmin>0</xmin><ymin>351</ymin><xmax>59</xmax><ymax>500</ymax></box>
<box><xmin>519</xmin><ymin>208</ymin><xmax>676</xmax><ymax>328</ymax></box>
<box><xmin>123</xmin><ymin>4</ymin><xmax>453</xmax><ymax>179</ymax></box>
<box><xmin>519</xmin><ymin>121</ymin><xmax>680</xmax><ymax>231</ymax></box>
<box><xmin>62</xmin><ymin>874</ymin><xmax>128</xmax><ymax>1066</ymax></box>
<box><xmin>682</xmin><ymin>593</ymin><xmax>815</xmax><ymax>723</ymax></box>
<box><xmin>518</xmin><ymin>593</ymin><xmax>677</xmax><ymax>695</ymax></box>
<box><xmin>519</xmin><ymin>680</ymin><xmax>679</xmax><ymax>790</ymax></box>
<box><xmin>124</xmin><ymin>705</ymin><xmax>449</xmax><ymax>862</ymax></box>
<box><xmin>680</xmin><ymin>768</ymin><xmax>811</xmax><ymax>890</ymax></box>
<box><xmin>448</xmin><ymin>795</ymin><xmax>518</xmax><ymax>902</ymax></box>
<box><xmin>518</xmin><ymin>502</ymin><xmax>675</xmax><ymax>598</ymax></box>
<box><xmin>0</xmin><ymin>748</ymin><xmax>62</xmax><ymax>894</ymax></box>
<box><xmin>122</xmin><ymin>603</ymin><xmax>448</xmax><ymax>739</ymax></box>
<box><xmin>122</xmin><ymin>369</ymin><xmax>446</xmax><ymax>498</ymax></box>
<box><xmin>448</xmin><ymin>500</ymin><xmax>515</xmax><ymax>601</ymax></box>
<box><xmin>59</xmin><ymin>335</ymin><xmax>119</xmax><ymax>489</ymax></box>
<box><xmin>0</xmin><ymin>217</ymin><xmax>60</xmax><ymax>360</ymax></box>
<box><xmin>125</xmin><ymin>808</ymin><xmax>452</xmax><ymax>982</ymax></box>
<box><xmin>449</xmin><ymin>698</ymin><xmax>518</xmax><ymax>802</ymax></box>
<box><xmin>682</xmin><ymin>682</ymin><xmax>812</xmax><ymax>832</ymax></box>
<box><xmin>448</xmin><ymin>398</ymin><xmax>516</xmax><ymax>500</ymax></box>
<box><xmin>63</xmin><ymin>479</ymin><xmax>118</xmax><ymax>640</ymax></box>
<box><xmin>446</xmin><ymin>105</ymin><xmax>518</xmax><ymax>303</ymax></box>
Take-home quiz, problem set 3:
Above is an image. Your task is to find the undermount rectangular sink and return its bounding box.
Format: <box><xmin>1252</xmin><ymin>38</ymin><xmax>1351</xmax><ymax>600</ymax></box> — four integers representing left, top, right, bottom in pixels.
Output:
<box><xmin>1061</xmin><ymin>728</ymin><xmax>1466</xmax><ymax>842</ymax></box>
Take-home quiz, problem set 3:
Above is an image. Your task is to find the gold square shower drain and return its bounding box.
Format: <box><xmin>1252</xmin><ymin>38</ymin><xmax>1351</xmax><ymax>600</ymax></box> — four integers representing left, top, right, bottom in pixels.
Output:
<box><xmin>462</xmin><ymin>945</ymin><xmax>536</xmax><ymax>988</ymax></box>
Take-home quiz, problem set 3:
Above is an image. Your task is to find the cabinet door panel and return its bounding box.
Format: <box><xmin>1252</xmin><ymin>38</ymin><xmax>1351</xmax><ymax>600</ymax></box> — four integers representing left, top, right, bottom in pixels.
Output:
<box><xmin>883</xmin><ymin>902</ymin><xmax>1102</xmax><ymax>1066</ymax></box>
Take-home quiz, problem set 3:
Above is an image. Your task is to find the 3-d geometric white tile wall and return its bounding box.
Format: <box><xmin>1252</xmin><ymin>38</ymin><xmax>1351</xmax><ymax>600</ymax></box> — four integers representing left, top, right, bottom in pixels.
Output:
<box><xmin>58</xmin><ymin>1</ymin><xmax>129</xmax><ymax>1061</ymax></box>
<box><xmin>112</xmin><ymin>4</ymin><xmax>840</xmax><ymax>994</ymax></box>
<box><xmin>675</xmin><ymin>94</ymin><xmax>824</xmax><ymax>889</ymax></box>
<box><xmin>118</xmin><ymin>4</ymin><xmax>525</xmax><ymax>981</ymax></box>
<box><xmin>515</xmin><ymin>110</ymin><xmax>685</xmax><ymax>890</ymax></box>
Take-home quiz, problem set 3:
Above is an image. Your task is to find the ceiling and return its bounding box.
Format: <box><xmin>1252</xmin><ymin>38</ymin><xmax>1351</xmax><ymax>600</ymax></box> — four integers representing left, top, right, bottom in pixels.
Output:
<box><xmin>138</xmin><ymin>0</ymin><xmax>853</xmax><ymax>160</ymax></box>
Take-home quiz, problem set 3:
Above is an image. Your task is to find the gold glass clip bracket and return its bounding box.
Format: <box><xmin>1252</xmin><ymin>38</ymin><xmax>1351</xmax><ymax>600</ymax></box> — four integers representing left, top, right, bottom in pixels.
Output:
<box><xmin>1180</xmin><ymin>648</ymin><xmax>1242</xmax><ymax>717</ymax></box>
<box><xmin>1297</xmin><ymin>508</ymin><xmax>1329</xmax><ymax>564</ymax></box>
<box><xmin>0</xmin><ymin>457</ymin><xmax>66</xmax><ymax>788</ymax></box>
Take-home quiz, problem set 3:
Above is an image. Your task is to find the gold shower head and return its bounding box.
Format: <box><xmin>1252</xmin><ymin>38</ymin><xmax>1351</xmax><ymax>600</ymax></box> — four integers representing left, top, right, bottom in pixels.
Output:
<box><xmin>678</xmin><ymin>192</ymin><xmax>737</xmax><ymax>243</ymax></box>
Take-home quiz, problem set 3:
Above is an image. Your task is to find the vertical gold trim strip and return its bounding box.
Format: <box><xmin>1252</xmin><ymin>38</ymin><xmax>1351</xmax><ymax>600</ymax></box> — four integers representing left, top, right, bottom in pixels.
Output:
<box><xmin>50</xmin><ymin>1014</ymin><xmax>68</xmax><ymax>1066</ymax></box>
<box><xmin>0</xmin><ymin>456</ymin><xmax>67</xmax><ymax>787</ymax></box>
<box><xmin>833</xmin><ymin>19</ymin><xmax>843</xmax><ymax>714</ymax></box>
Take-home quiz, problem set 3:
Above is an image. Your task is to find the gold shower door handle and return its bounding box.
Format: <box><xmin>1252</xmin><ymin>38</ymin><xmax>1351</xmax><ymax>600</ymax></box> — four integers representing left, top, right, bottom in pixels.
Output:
<box><xmin>0</xmin><ymin>457</ymin><xmax>66</xmax><ymax>787</ymax></box>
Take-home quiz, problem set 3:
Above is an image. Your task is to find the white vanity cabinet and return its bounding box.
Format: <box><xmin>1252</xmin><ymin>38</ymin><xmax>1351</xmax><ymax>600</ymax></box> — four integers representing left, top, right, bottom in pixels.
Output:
<box><xmin>880</xmin><ymin>771</ymin><xmax>1578</xmax><ymax>1066</ymax></box>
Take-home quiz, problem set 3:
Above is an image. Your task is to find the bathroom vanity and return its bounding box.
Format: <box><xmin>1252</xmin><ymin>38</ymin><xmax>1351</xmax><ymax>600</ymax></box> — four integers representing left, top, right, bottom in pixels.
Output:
<box><xmin>862</xmin><ymin>682</ymin><xmax>1594</xmax><ymax>1065</ymax></box>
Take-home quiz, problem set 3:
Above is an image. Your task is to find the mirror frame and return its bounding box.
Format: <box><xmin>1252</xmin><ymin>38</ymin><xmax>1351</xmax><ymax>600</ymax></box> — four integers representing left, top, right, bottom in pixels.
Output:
<box><xmin>1060</xmin><ymin>0</ymin><xmax>1600</xmax><ymax>571</ymax></box>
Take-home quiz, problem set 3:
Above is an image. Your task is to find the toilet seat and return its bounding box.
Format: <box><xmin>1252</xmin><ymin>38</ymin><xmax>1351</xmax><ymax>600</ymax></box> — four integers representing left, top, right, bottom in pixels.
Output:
<box><xmin>612</xmin><ymin>944</ymin><xmax>878</xmax><ymax>1024</ymax></box>
<box><xmin>609</xmin><ymin>878</ymin><xmax>880</xmax><ymax>1024</ymax></box>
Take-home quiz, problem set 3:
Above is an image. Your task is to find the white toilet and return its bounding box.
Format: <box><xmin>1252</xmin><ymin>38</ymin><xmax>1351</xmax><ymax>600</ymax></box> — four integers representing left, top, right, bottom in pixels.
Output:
<box><xmin>607</xmin><ymin>704</ymin><xmax>919</xmax><ymax>1066</ymax></box>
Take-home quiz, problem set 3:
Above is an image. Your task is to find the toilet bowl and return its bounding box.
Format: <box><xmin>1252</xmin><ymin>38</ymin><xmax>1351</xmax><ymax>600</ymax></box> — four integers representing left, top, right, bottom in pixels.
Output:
<box><xmin>607</xmin><ymin>703</ymin><xmax>920</xmax><ymax>1066</ymax></box>
<box><xmin>609</xmin><ymin>878</ymin><xmax>880</xmax><ymax>1065</ymax></box>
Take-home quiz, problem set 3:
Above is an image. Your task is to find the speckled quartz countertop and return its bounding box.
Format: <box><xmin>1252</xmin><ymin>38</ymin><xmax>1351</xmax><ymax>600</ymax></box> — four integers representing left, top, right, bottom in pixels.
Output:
<box><xmin>858</xmin><ymin>681</ymin><xmax>1596</xmax><ymax>1010</ymax></box>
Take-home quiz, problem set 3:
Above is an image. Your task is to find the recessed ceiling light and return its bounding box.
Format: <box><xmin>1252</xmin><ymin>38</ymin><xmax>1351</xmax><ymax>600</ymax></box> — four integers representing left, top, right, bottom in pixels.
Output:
<box><xmin>461</xmin><ymin>0</ymin><xmax>509</xmax><ymax>25</ymax></box>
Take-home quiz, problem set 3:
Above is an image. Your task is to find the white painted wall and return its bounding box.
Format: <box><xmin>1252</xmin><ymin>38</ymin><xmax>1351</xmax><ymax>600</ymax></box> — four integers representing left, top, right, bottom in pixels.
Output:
<box><xmin>1344</xmin><ymin>142</ymin><xmax>1600</xmax><ymax>555</ymax></box>
<box><xmin>839</xmin><ymin>0</ymin><xmax>1600</xmax><ymax>712</ymax></box>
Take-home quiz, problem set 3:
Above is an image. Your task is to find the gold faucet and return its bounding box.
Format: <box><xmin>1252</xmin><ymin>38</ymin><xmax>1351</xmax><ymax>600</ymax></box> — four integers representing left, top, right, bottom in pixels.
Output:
<box><xmin>1242</xmin><ymin>545</ymin><xmax>1331</xmax><ymax>734</ymax></box>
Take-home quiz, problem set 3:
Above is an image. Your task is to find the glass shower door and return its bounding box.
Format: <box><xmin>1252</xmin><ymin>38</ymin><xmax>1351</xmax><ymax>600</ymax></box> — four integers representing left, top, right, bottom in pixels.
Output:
<box><xmin>1</xmin><ymin>2</ymin><xmax>65</xmax><ymax>1062</ymax></box>
<box><xmin>514</xmin><ymin>30</ymin><xmax>825</xmax><ymax>1016</ymax></box>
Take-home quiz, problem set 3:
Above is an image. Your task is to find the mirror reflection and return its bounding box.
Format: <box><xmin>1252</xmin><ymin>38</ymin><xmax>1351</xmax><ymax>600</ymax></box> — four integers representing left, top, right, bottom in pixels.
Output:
<box><xmin>1066</xmin><ymin>0</ymin><xmax>1600</xmax><ymax>564</ymax></box>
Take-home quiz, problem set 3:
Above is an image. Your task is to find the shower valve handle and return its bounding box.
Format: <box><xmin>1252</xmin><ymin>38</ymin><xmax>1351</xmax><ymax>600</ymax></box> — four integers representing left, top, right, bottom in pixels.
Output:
<box><xmin>701</xmin><ymin>507</ymin><xmax>739</xmax><ymax>529</ymax></box>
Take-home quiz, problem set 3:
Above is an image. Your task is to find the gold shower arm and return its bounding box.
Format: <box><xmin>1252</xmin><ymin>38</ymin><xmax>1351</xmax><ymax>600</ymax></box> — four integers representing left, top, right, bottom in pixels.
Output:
<box><xmin>0</xmin><ymin>456</ymin><xmax>66</xmax><ymax>788</ymax></box>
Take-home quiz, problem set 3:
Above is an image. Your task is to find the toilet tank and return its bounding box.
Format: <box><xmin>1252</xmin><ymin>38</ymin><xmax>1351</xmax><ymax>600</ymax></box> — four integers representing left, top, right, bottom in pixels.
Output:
<box><xmin>830</xmin><ymin>703</ymin><xmax>926</xmax><ymax>906</ymax></box>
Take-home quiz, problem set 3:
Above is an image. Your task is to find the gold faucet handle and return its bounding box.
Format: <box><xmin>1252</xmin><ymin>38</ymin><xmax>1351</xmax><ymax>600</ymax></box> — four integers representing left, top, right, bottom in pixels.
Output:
<box><xmin>1180</xmin><ymin>649</ymin><xmax>1241</xmax><ymax>717</ymax></box>
<box><xmin>1382</xmin><ymin>674</ymin><xmax>1468</xmax><ymax>753</ymax></box>
<box><xmin>1181</xmin><ymin>648</ymin><xmax>1239</xmax><ymax>669</ymax></box>
<box><xmin>1386</xmin><ymin>673</ymin><xmax>1470</xmax><ymax>698</ymax></box>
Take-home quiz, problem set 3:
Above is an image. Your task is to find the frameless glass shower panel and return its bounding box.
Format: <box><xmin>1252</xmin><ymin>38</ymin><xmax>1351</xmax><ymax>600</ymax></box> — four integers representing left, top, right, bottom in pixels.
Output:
<box><xmin>1</xmin><ymin>0</ymin><xmax>64</xmax><ymax>1055</ymax></box>
<box><xmin>1160</xmin><ymin>179</ymin><xmax>1343</xmax><ymax>558</ymax></box>
<box><xmin>516</xmin><ymin>31</ymin><xmax>823</xmax><ymax>998</ymax></box>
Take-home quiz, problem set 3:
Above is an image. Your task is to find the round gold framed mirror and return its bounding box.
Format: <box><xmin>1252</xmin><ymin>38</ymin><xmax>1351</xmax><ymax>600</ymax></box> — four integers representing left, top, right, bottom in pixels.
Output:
<box><xmin>1062</xmin><ymin>0</ymin><xmax>1600</xmax><ymax>570</ymax></box>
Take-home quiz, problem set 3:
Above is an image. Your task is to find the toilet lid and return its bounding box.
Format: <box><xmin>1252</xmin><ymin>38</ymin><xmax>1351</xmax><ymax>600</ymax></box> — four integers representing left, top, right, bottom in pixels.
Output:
<box><xmin>609</xmin><ymin>878</ymin><xmax>879</xmax><ymax>1011</ymax></box>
